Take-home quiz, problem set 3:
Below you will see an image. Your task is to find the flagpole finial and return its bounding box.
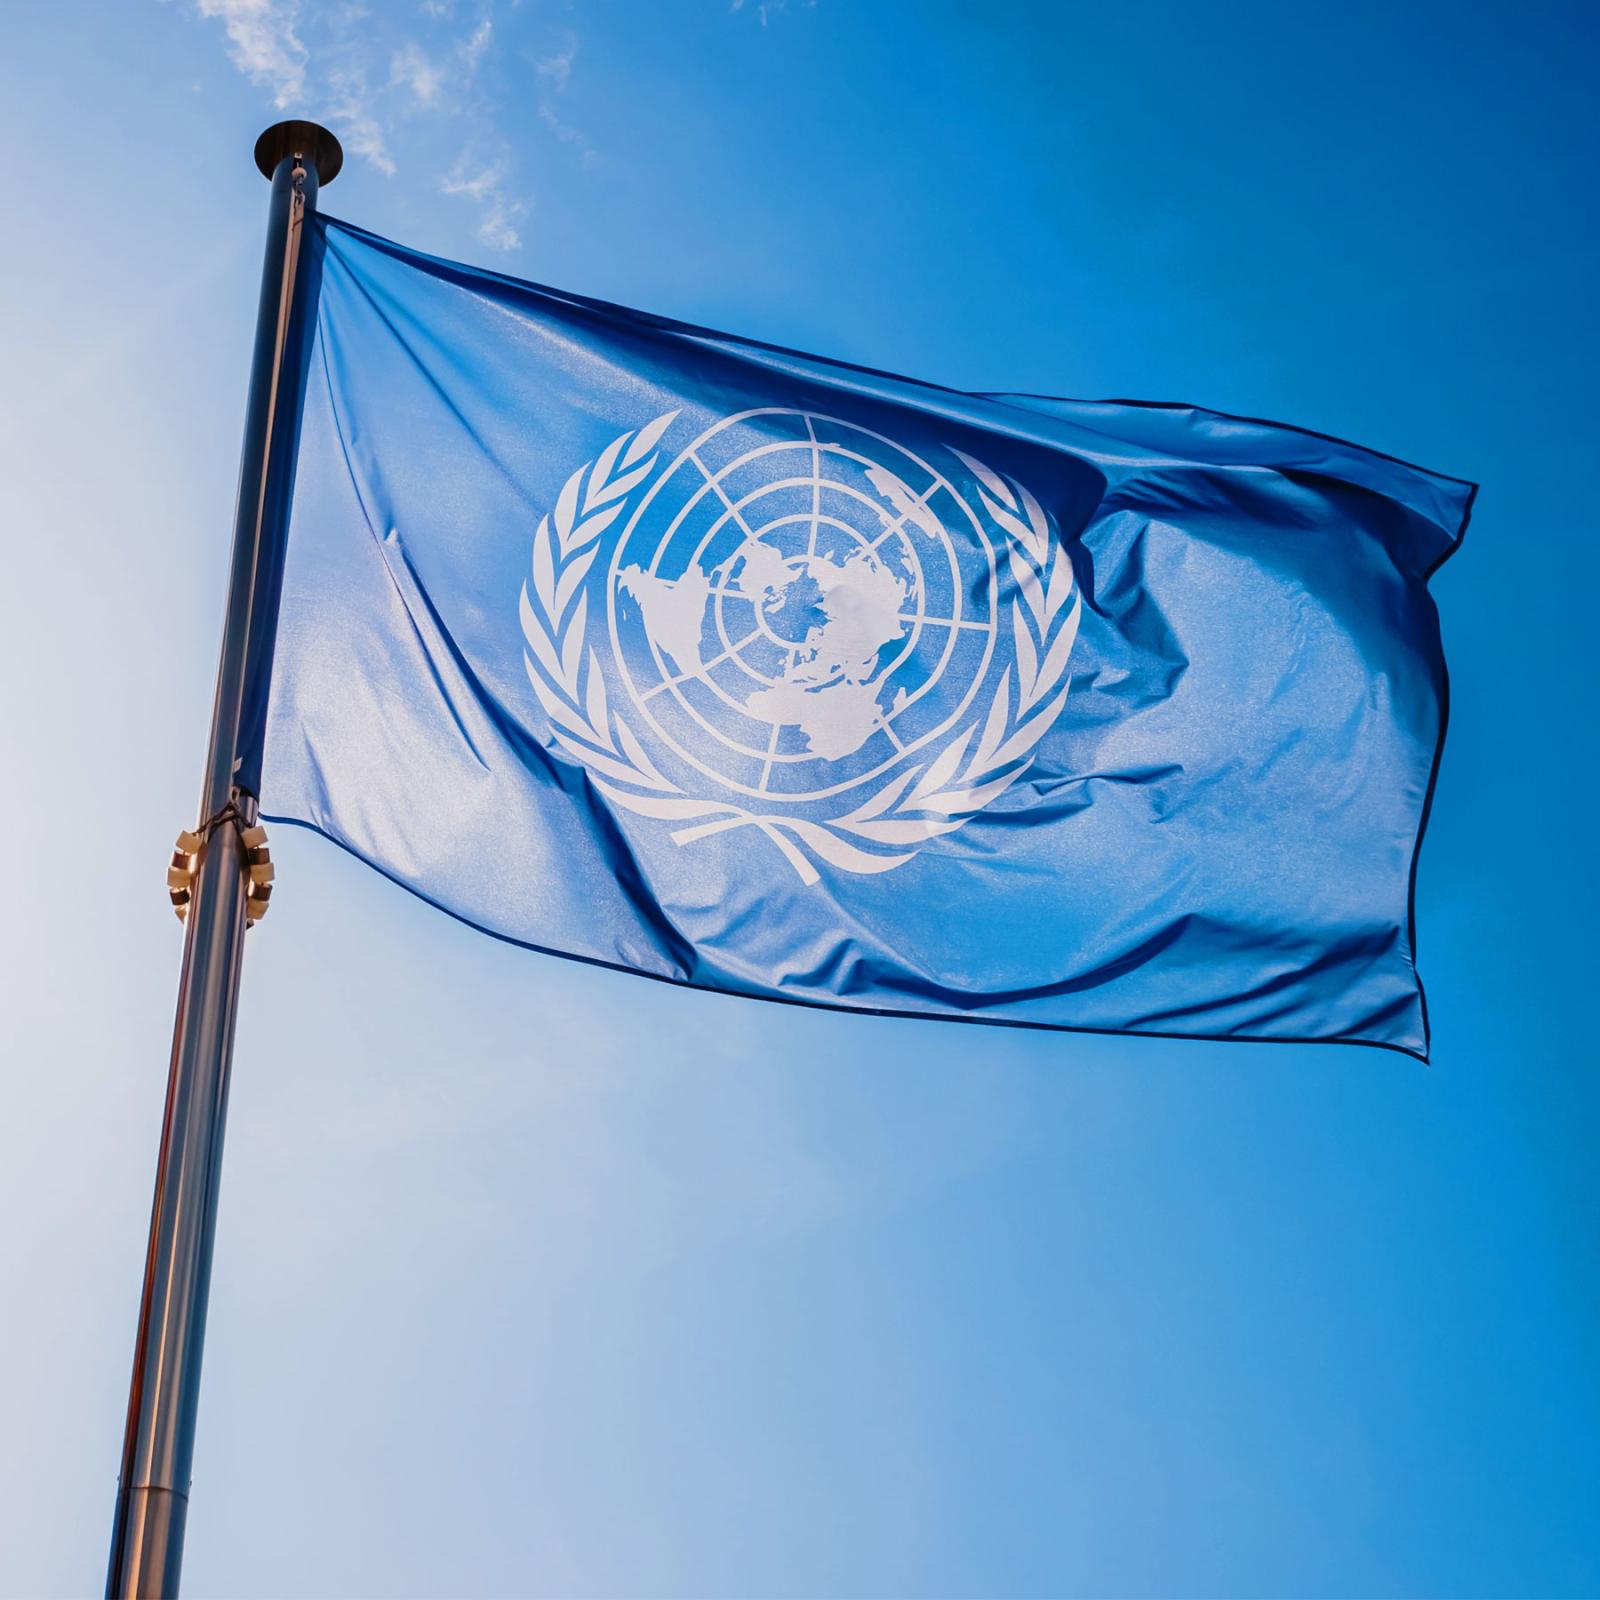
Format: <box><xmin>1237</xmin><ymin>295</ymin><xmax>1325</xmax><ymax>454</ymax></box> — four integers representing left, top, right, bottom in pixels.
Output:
<box><xmin>254</xmin><ymin>120</ymin><xmax>343</xmax><ymax>185</ymax></box>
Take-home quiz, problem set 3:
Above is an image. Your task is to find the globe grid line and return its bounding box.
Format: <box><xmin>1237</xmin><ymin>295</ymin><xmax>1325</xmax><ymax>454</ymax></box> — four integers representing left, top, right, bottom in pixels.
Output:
<box><xmin>806</xmin><ymin>413</ymin><xmax>822</xmax><ymax>558</ymax></box>
<box><xmin>640</xmin><ymin>625</ymin><xmax>763</xmax><ymax>701</ymax></box>
<box><xmin>520</xmin><ymin>407</ymin><xmax>1081</xmax><ymax>885</ymax></box>
<box><xmin>635</xmin><ymin>418</ymin><xmax>995</xmax><ymax>790</ymax></box>
<box><xmin>676</xmin><ymin>457</ymin><xmax>966</xmax><ymax>739</ymax></box>
<box><xmin>703</xmin><ymin>507</ymin><xmax>937</xmax><ymax>703</ymax></box>
<box><xmin>702</xmin><ymin>579</ymin><xmax>992</xmax><ymax>633</ymax></box>
<box><xmin>685</xmin><ymin>430</ymin><xmax>959</xmax><ymax>567</ymax></box>
<box><xmin>626</xmin><ymin>455</ymin><xmax>984</xmax><ymax>776</ymax></box>
<box><xmin>630</xmin><ymin>473</ymin><xmax>981</xmax><ymax>783</ymax></box>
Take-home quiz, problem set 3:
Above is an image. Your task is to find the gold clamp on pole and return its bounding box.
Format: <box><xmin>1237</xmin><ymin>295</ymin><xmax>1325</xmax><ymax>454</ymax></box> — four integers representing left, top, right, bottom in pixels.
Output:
<box><xmin>167</xmin><ymin>802</ymin><xmax>275</xmax><ymax>926</ymax></box>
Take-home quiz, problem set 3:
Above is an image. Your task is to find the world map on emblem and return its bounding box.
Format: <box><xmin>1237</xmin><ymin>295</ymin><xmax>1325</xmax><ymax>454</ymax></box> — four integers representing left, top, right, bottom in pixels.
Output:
<box><xmin>619</xmin><ymin>535</ymin><xmax>911</xmax><ymax>763</ymax></box>
<box><xmin>608</xmin><ymin>411</ymin><xmax>1003</xmax><ymax>801</ymax></box>
<box><xmin>521</xmin><ymin>407</ymin><xmax>1082</xmax><ymax>881</ymax></box>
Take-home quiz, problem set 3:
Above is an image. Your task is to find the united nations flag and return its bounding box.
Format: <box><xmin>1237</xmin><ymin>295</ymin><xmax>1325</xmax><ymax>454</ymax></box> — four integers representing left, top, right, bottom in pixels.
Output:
<box><xmin>250</xmin><ymin>217</ymin><xmax>1472</xmax><ymax>1059</ymax></box>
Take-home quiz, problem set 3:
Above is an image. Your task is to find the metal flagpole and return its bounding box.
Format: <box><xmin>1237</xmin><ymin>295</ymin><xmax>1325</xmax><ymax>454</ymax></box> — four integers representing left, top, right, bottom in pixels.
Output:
<box><xmin>105</xmin><ymin>120</ymin><xmax>342</xmax><ymax>1600</ymax></box>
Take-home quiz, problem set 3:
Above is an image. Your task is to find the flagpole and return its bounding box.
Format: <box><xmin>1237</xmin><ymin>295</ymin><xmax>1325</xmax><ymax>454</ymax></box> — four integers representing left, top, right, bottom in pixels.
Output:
<box><xmin>105</xmin><ymin>120</ymin><xmax>341</xmax><ymax>1600</ymax></box>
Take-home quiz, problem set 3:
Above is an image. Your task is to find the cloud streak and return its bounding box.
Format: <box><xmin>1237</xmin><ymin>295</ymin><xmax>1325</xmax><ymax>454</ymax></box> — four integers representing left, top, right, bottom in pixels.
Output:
<box><xmin>183</xmin><ymin>0</ymin><xmax>613</xmax><ymax>254</ymax></box>
<box><xmin>441</xmin><ymin>156</ymin><xmax>526</xmax><ymax>251</ymax></box>
<box><xmin>196</xmin><ymin>0</ymin><xmax>308</xmax><ymax>106</ymax></box>
<box><xmin>730</xmin><ymin>0</ymin><xmax>819</xmax><ymax>22</ymax></box>
<box><xmin>327</xmin><ymin>68</ymin><xmax>396</xmax><ymax>175</ymax></box>
<box><xmin>535</xmin><ymin>31</ymin><xmax>599</xmax><ymax>167</ymax></box>
<box><xmin>390</xmin><ymin>41</ymin><xmax>444</xmax><ymax>108</ymax></box>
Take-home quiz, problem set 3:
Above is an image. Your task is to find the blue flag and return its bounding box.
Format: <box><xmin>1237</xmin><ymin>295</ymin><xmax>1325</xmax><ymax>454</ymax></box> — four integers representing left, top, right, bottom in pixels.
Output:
<box><xmin>252</xmin><ymin>217</ymin><xmax>1472</xmax><ymax>1059</ymax></box>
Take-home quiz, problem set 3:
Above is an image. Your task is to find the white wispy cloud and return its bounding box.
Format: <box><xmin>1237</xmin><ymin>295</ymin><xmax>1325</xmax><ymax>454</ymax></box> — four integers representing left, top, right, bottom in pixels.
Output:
<box><xmin>390</xmin><ymin>41</ymin><xmax>444</xmax><ymax>107</ymax></box>
<box><xmin>441</xmin><ymin>156</ymin><xmax>526</xmax><ymax>251</ymax></box>
<box><xmin>390</xmin><ymin>18</ymin><xmax>486</xmax><ymax>109</ymax></box>
<box><xmin>731</xmin><ymin>0</ymin><xmax>818</xmax><ymax>22</ymax></box>
<box><xmin>183</xmin><ymin>0</ymin><xmax>541</xmax><ymax>249</ymax></box>
<box><xmin>196</xmin><ymin>0</ymin><xmax>308</xmax><ymax>106</ymax></box>
<box><xmin>327</xmin><ymin>69</ymin><xmax>397</xmax><ymax>174</ymax></box>
<box><xmin>536</xmin><ymin>33</ymin><xmax>575</xmax><ymax>94</ymax></box>
<box><xmin>535</xmin><ymin>31</ymin><xmax>599</xmax><ymax>167</ymax></box>
<box><xmin>460</xmin><ymin>17</ymin><xmax>491</xmax><ymax>70</ymax></box>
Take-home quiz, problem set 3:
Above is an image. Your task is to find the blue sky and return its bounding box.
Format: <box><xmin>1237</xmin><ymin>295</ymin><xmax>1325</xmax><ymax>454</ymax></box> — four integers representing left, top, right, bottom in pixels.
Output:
<box><xmin>1</xmin><ymin>1</ymin><xmax>1597</xmax><ymax>1595</ymax></box>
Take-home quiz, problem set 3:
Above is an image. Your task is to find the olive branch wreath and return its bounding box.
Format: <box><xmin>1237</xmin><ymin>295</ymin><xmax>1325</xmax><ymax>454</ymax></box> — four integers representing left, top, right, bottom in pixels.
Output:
<box><xmin>519</xmin><ymin>412</ymin><xmax>1082</xmax><ymax>886</ymax></box>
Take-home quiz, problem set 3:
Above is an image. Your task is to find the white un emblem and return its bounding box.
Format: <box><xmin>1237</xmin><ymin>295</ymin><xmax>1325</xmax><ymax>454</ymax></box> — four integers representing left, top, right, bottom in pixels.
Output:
<box><xmin>519</xmin><ymin>408</ymin><xmax>1081</xmax><ymax>883</ymax></box>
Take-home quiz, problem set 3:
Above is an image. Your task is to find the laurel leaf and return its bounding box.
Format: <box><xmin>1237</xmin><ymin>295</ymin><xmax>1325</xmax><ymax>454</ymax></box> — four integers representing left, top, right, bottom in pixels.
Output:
<box><xmin>560</xmin><ymin>593</ymin><xmax>586</xmax><ymax>689</ymax></box>
<box><xmin>553</xmin><ymin>544</ymin><xmax>599</xmax><ymax>621</ymax></box>
<box><xmin>1009</xmin><ymin>546</ymin><xmax>1045</xmax><ymax>634</ymax></box>
<box><xmin>836</xmin><ymin>817</ymin><xmax>961</xmax><ymax>845</ymax></box>
<box><xmin>1025</xmin><ymin>593</ymin><xmax>1082</xmax><ymax>712</ymax></box>
<box><xmin>980</xmin><ymin>487</ymin><xmax>1036</xmax><ymax>553</ymax></box>
<box><xmin>842</xmin><ymin>765</ymin><xmax>922</xmax><ymax>822</ymax></box>
<box><xmin>554</xmin><ymin>730</ymin><xmax>671</xmax><ymax>791</ymax></box>
<box><xmin>623</xmin><ymin>408</ymin><xmax>680</xmax><ymax>468</ymax></box>
<box><xmin>911</xmin><ymin>727</ymin><xmax>972</xmax><ymax>803</ymax></box>
<box><xmin>614</xmin><ymin>714</ymin><xmax>674</xmax><ymax>789</ymax></box>
<box><xmin>568</xmin><ymin>499</ymin><xmax>625</xmax><ymax>550</ymax></box>
<box><xmin>989</xmin><ymin>686</ymin><xmax>1070</xmax><ymax>771</ymax></box>
<box><xmin>1043</xmin><ymin>545</ymin><xmax>1074</xmax><ymax>621</ymax></box>
<box><xmin>1016</xmin><ymin>480</ymin><xmax>1051</xmax><ymax>563</ymax></box>
<box><xmin>586</xmin><ymin>431</ymin><xmax>630</xmax><ymax>510</ymax></box>
<box><xmin>583</xmin><ymin>650</ymin><xmax>611</xmax><ymax>748</ymax></box>
<box><xmin>523</xmin><ymin>654</ymin><xmax>591</xmax><ymax>742</ymax></box>
<box><xmin>596</xmin><ymin>785</ymin><xmax>734</xmax><ymax>823</ymax></box>
<box><xmin>588</xmin><ymin>457</ymin><xmax>656</xmax><ymax>509</ymax></box>
<box><xmin>774</xmin><ymin>819</ymin><xmax>915</xmax><ymax>876</ymax></box>
<box><xmin>667</xmin><ymin>812</ymin><xmax>754</xmax><ymax>843</ymax></box>
<box><xmin>554</xmin><ymin>464</ymin><xmax>584</xmax><ymax>551</ymax></box>
<box><xmin>974</xmin><ymin>667</ymin><xmax>1011</xmax><ymax>770</ymax></box>
<box><xmin>752</xmin><ymin>826</ymin><xmax>825</xmax><ymax>886</ymax></box>
<box><xmin>921</xmin><ymin>762</ymin><xmax>1032</xmax><ymax>816</ymax></box>
<box><xmin>520</xmin><ymin>584</ymin><xmax>567</xmax><ymax>690</ymax></box>
<box><xmin>965</xmin><ymin>762</ymin><xmax>1033</xmax><ymax>810</ymax></box>
<box><xmin>531</xmin><ymin>518</ymin><xmax>556</xmax><ymax>617</ymax></box>
<box><xmin>659</xmin><ymin>815</ymin><xmax>823</xmax><ymax>885</ymax></box>
<box><xmin>1013</xmin><ymin>602</ymin><xmax>1039</xmax><ymax>706</ymax></box>
<box><xmin>951</xmin><ymin>449</ymin><xmax>1015</xmax><ymax>511</ymax></box>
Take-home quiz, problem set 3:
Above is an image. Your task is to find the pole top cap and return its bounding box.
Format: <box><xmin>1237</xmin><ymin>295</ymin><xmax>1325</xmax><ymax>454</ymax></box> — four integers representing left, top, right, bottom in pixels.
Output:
<box><xmin>254</xmin><ymin>121</ymin><xmax>343</xmax><ymax>185</ymax></box>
